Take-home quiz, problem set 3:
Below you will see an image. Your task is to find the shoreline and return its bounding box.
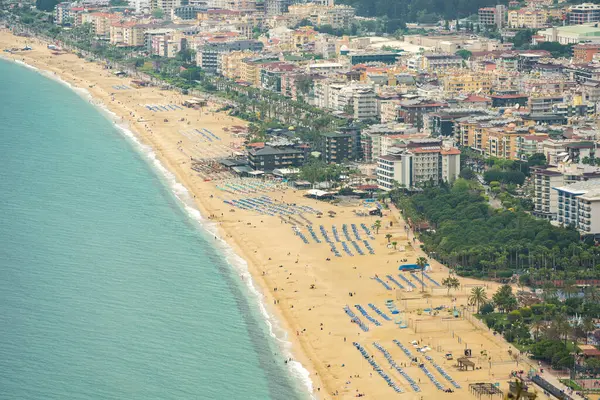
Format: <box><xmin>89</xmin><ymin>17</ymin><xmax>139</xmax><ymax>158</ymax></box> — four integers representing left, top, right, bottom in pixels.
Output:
<box><xmin>0</xmin><ymin>32</ymin><xmax>320</xmax><ymax>399</ymax></box>
<box><xmin>1</xmin><ymin>28</ymin><xmax>554</xmax><ymax>400</ymax></box>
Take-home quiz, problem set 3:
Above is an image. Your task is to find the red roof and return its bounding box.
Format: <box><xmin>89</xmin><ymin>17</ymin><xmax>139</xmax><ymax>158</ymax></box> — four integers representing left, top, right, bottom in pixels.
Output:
<box><xmin>463</xmin><ymin>95</ymin><xmax>491</xmax><ymax>103</ymax></box>
<box><xmin>357</xmin><ymin>184</ymin><xmax>379</xmax><ymax>190</ymax></box>
<box><xmin>247</xmin><ymin>142</ymin><xmax>265</xmax><ymax>148</ymax></box>
<box><xmin>441</xmin><ymin>148</ymin><xmax>461</xmax><ymax>155</ymax></box>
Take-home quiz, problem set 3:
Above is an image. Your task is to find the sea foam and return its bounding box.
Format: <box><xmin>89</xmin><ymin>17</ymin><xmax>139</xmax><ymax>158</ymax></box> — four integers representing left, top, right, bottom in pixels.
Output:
<box><xmin>1</xmin><ymin>55</ymin><xmax>316</xmax><ymax>399</ymax></box>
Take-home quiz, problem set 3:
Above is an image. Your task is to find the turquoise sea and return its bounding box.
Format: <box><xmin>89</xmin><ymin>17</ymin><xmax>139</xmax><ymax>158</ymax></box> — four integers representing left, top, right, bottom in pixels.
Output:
<box><xmin>0</xmin><ymin>59</ymin><xmax>308</xmax><ymax>400</ymax></box>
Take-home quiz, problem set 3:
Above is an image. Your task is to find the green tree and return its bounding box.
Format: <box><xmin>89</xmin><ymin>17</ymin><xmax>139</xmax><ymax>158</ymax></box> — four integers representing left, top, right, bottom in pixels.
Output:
<box><xmin>442</xmin><ymin>276</ymin><xmax>460</xmax><ymax>296</ymax></box>
<box><xmin>455</xmin><ymin>49</ymin><xmax>472</xmax><ymax>60</ymax></box>
<box><xmin>151</xmin><ymin>8</ymin><xmax>164</xmax><ymax>18</ymax></box>
<box><xmin>385</xmin><ymin>233</ymin><xmax>392</xmax><ymax>243</ymax></box>
<box><xmin>492</xmin><ymin>285</ymin><xmax>518</xmax><ymax>313</ymax></box>
<box><xmin>468</xmin><ymin>287</ymin><xmax>488</xmax><ymax>312</ymax></box>
<box><xmin>373</xmin><ymin>220</ymin><xmax>382</xmax><ymax>234</ymax></box>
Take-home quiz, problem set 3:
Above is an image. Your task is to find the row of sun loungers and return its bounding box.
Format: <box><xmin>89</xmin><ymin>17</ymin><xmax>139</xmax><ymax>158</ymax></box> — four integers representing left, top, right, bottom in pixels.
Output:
<box><xmin>423</xmin><ymin>355</ymin><xmax>461</xmax><ymax>389</ymax></box>
<box><xmin>361</xmin><ymin>223</ymin><xmax>375</xmax><ymax>240</ymax></box>
<box><xmin>394</xmin><ymin>341</ymin><xmax>445</xmax><ymax>391</ymax></box>
<box><xmin>351</xmin><ymin>241</ymin><xmax>364</xmax><ymax>255</ymax></box>
<box><xmin>355</xmin><ymin>304</ymin><xmax>381</xmax><ymax>326</ymax></box>
<box><xmin>373</xmin><ymin>342</ymin><xmax>420</xmax><ymax>392</ymax></box>
<box><xmin>362</xmin><ymin>240</ymin><xmax>375</xmax><ymax>254</ymax></box>
<box><xmin>386</xmin><ymin>275</ymin><xmax>405</xmax><ymax>289</ymax></box>
<box><xmin>411</xmin><ymin>272</ymin><xmax>427</xmax><ymax>288</ymax></box>
<box><xmin>201</xmin><ymin>128</ymin><xmax>220</xmax><ymax>141</ymax></box>
<box><xmin>422</xmin><ymin>272</ymin><xmax>441</xmax><ymax>287</ymax></box>
<box><xmin>292</xmin><ymin>226</ymin><xmax>309</xmax><ymax>244</ymax></box>
<box><xmin>226</xmin><ymin>196</ymin><xmax>314</xmax><ymax>217</ymax></box>
<box><xmin>399</xmin><ymin>274</ymin><xmax>417</xmax><ymax>289</ymax></box>
<box><xmin>112</xmin><ymin>85</ymin><xmax>130</xmax><ymax>90</ymax></box>
<box><xmin>344</xmin><ymin>306</ymin><xmax>368</xmax><ymax>332</ymax></box>
<box><xmin>306</xmin><ymin>225</ymin><xmax>321</xmax><ymax>243</ymax></box>
<box><xmin>341</xmin><ymin>242</ymin><xmax>353</xmax><ymax>256</ymax></box>
<box><xmin>144</xmin><ymin>104</ymin><xmax>183</xmax><ymax>112</ymax></box>
<box><xmin>351</xmin><ymin>224</ymin><xmax>362</xmax><ymax>241</ymax></box>
<box><xmin>342</xmin><ymin>224</ymin><xmax>352</xmax><ymax>242</ymax></box>
<box><xmin>332</xmin><ymin>225</ymin><xmax>341</xmax><ymax>242</ymax></box>
<box><xmin>372</xmin><ymin>276</ymin><xmax>391</xmax><ymax>290</ymax></box>
<box><xmin>368</xmin><ymin>304</ymin><xmax>391</xmax><ymax>321</ymax></box>
<box><xmin>353</xmin><ymin>343</ymin><xmax>403</xmax><ymax>393</ymax></box>
<box><xmin>328</xmin><ymin>242</ymin><xmax>341</xmax><ymax>257</ymax></box>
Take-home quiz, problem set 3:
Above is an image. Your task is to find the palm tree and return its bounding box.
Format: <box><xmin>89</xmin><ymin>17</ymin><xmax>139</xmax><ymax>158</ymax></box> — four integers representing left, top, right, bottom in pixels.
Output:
<box><xmin>531</xmin><ymin>318</ymin><xmax>545</xmax><ymax>341</ymax></box>
<box><xmin>392</xmin><ymin>241</ymin><xmax>398</xmax><ymax>250</ymax></box>
<box><xmin>373</xmin><ymin>220</ymin><xmax>382</xmax><ymax>234</ymax></box>
<box><xmin>443</xmin><ymin>277</ymin><xmax>461</xmax><ymax>296</ymax></box>
<box><xmin>583</xmin><ymin>316</ymin><xmax>595</xmax><ymax>344</ymax></box>
<box><xmin>385</xmin><ymin>233</ymin><xmax>392</xmax><ymax>243</ymax></box>
<box><xmin>468</xmin><ymin>287</ymin><xmax>488</xmax><ymax>313</ymax></box>
<box><xmin>416</xmin><ymin>256</ymin><xmax>428</xmax><ymax>292</ymax></box>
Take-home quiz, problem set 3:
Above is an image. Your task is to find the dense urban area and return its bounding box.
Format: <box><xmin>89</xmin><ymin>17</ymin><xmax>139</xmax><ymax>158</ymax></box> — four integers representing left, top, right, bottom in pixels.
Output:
<box><xmin>4</xmin><ymin>0</ymin><xmax>600</xmax><ymax>396</ymax></box>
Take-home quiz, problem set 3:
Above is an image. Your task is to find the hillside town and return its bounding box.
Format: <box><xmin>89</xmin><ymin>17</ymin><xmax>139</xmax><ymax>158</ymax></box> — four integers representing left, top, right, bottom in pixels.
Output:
<box><xmin>6</xmin><ymin>0</ymin><xmax>598</xmax><ymax>237</ymax></box>
<box><xmin>5</xmin><ymin>0</ymin><xmax>600</xmax><ymax>397</ymax></box>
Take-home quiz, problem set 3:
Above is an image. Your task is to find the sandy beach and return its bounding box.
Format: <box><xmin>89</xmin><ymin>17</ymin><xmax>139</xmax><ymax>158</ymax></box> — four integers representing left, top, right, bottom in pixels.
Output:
<box><xmin>0</xmin><ymin>30</ymin><xmax>553</xmax><ymax>400</ymax></box>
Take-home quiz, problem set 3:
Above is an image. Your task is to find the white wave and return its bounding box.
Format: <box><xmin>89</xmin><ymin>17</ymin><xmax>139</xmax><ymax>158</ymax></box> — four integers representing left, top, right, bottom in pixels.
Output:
<box><xmin>3</xmin><ymin>55</ymin><xmax>316</xmax><ymax>399</ymax></box>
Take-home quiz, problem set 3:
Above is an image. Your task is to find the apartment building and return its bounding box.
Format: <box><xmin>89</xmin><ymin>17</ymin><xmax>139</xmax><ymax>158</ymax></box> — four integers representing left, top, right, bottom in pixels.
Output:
<box><xmin>573</xmin><ymin>43</ymin><xmax>600</xmax><ymax>63</ymax></box>
<box><xmin>479</xmin><ymin>5</ymin><xmax>507</xmax><ymax>28</ymax></box>
<box><xmin>286</xmin><ymin>3</ymin><xmax>355</xmax><ymax>29</ymax></box>
<box><xmin>81</xmin><ymin>12</ymin><xmax>120</xmax><ymax>36</ymax></box>
<box><xmin>110</xmin><ymin>21</ymin><xmax>147</xmax><ymax>46</ymax></box>
<box><xmin>532</xmin><ymin>164</ymin><xmax>600</xmax><ymax>220</ymax></box>
<box><xmin>247</xmin><ymin>145</ymin><xmax>305</xmax><ymax>171</ymax></box>
<box><xmin>360</xmin><ymin>123</ymin><xmax>418</xmax><ymax>162</ymax></box>
<box><xmin>323</xmin><ymin>132</ymin><xmax>356</xmax><ymax>163</ymax></box>
<box><xmin>265</xmin><ymin>0</ymin><xmax>292</xmax><ymax>16</ymax></box>
<box><xmin>396</xmin><ymin>100</ymin><xmax>447</xmax><ymax>131</ymax></box>
<box><xmin>197</xmin><ymin>39</ymin><xmax>263</xmax><ymax>72</ymax></box>
<box><xmin>150</xmin><ymin>0</ymin><xmax>181</xmax><ymax>18</ymax></box>
<box><xmin>569</xmin><ymin>3</ymin><xmax>600</xmax><ymax>25</ymax></box>
<box><xmin>422</xmin><ymin>54</ymin><xmax>463</xmax><ymax>72</ymax></box>
<box><xmin>376</xmin><ymin>141</ymin><xmax>460</xmax><ymax>190</ymax></box>
<box><xmin>555</xmin><ymin>180</ymin><xmax>600</xmax><ymax>235</ymax></box>
<box><xmin>217</xmin><ymin>50</ymin><xmax>257</xmax><ymax>79</ymax></box>
<box><xmin>441</xmin><ymin>73</ymin><xmax>493</xmax><ymax>94</ymax></box>
<box><xmin>507</xmin><ymin>8</ymin><xmax>546</xmax><ymax>29</ymax></box>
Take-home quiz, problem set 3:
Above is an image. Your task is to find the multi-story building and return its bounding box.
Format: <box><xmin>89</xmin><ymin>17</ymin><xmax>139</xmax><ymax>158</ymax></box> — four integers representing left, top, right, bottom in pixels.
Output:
<box><xmin>532</xmin><ymin>164</ymin><xmax>600</xmax><ymax>220</ymax></box>
<box><xmin>265</xmin><ymin>0</ymin><xmax>292</xmax><ymax>16</ymax></box>
<box><xmin>441</xmin><ymin>72</ymin><xmax>493</xmax><ymax>94</ymax></box>
<box><xmin>377</xmin><ymin>141</ymin><xmax>460</xmax><ymax>190</ymax></box>
<box><xmin>286</xmin><ymin>3</ymin><xmax>355</xmax><ymax>29</ymax></box>
<box><xmin>479</xmin><ymin>5</ymin><xmax>507</xmax><ymax>28</ymax></box>
<box><xmin>422</xmin><ymin>54</ymin><xmax>464</xmax><ymax>71</ymax></box>
<box><xmin>197</xmin><ymin>39</ymin><xmax>263</xmax><ymax>73</ymax></box>
<box><xmin>555</xmin><ymin>180</ymin><xmax>600</xmax><ymax>235</ymax></box>
<box><xmin>54</xmin><ymin>2</ymin><xmax>73</xmax><ymax>25</ymax></box>
<box><xmin>323</xmin><ymin>132</ymin><xmax>356</xmax><ymax>163</ymax></box>
<box><xmin>360</xmin><ymin>123</ymin><xmax>418</xmax><ymax>162</ymax></box>
<box><xmin>150</xmin><ymin>0</ymin><xmax>181</xmax><ymax>18</ymax></box>
<box><xmin>81</xmin><ymin>13</ymin><xmax>121</xmax><ymax>36</ymax></box>
<box><xmin>396</xmin><ymin>100</ymin><xmax>447</xmax><ymax>131</ymax></box>
<box><xmin>573</xmin><ymin>43</ymin><xmax>600</xmax><ymax>63</ymax></box>
<box><xmin>569</xmin><ymin>3</ymin><xmax>600</xmax><ymax>25</ymax></box>
<box><xmin>171</xmin><ymin>5</ymin><xmax>206</xmax><ymax>20</ymax></box>
<box><xmin>217</xmin><ymin>50</ymin><xmax>257</xmax><ymax>79</ymax></box>
<box><xmin>247</xmin><ymin>145</ymin><xmax>305</xmax><ymax>171</ymax></box>
<box><xmin>110</xmin><ymin>21</ymin><xmax>147</xmax><ymax>46</ymax></box>
<box><xmin>507</xmin><ymin>8</ymin><xmax>546</xmax><ymax>28</ymax></box>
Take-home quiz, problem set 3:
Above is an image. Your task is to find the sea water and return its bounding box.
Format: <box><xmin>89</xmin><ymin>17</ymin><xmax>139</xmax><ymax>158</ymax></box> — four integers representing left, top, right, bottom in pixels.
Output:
<box><xmin>0</xmin><ymin>58</ymin><xmax>309</xmax><ymax>400</ymax></box>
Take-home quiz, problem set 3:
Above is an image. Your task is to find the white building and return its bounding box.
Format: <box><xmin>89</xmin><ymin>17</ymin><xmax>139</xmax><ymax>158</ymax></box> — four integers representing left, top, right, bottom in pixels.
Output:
<box><xmin>315</xmin><ymin>82</ymin><xmax>377</xmax><ymax>120</ymax></box>
<box><xmin>555</xmin><ymin>180</ymin><xmax>600</xmax><ymax>235</ymax></box>
<box><xmin>569</xmin><ymin>3</ymin><xmax>600</xmax><ymax>25</ymax></box>
<box><xmin>376</xmin><ymin>141</ymin><xmax>460</xmax><ymax>190</ymax></box>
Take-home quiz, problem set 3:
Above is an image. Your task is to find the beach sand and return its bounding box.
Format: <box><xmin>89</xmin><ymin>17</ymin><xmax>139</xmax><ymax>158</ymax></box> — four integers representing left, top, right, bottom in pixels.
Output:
<box><xmin>0</xmin><ymin>30</ymin><xmax>553</xmax><ymax>400</ymax></box>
